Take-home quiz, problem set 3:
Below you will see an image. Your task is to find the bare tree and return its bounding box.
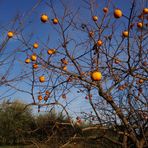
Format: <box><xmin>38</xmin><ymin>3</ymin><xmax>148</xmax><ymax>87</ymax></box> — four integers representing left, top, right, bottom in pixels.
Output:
<box><xmin>3</xmin><ymin>0</ymin><xmax>147</xmax><ymax>147</ymax></box>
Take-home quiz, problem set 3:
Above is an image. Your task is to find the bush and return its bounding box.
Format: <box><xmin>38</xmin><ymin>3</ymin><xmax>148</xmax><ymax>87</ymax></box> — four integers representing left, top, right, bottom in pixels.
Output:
<box><xmin>0</xmin><ymin>100</ymin><xmax>34</xmax><ymax>145</ymax></box>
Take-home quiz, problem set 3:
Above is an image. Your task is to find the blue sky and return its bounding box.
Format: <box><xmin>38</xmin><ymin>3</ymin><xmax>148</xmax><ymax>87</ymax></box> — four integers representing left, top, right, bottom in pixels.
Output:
<box><xmin>0</xmin><ymin>0</ymin><xmax>147</xmax><ymax>118</ymax></box>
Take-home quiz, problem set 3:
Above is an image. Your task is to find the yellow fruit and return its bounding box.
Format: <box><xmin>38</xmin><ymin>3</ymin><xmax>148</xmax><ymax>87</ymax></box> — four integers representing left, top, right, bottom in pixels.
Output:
<box><xmin>45</xmin><ymin>90</ymin><xmax>50</xmax><ymax>96</ymax></box>
<box><xmin>91</xmin><ymin>71</ymin><xmax>102</xmax><ymax>81</ymax></box>
<box><xmin>39</xmin><ymin>76</ymin><xmax>45</xmax><ymax>83</ymax></box>
<box><xmin>7</xmin><ymin>31</ymin><xmax>14</xmax><ymax>38</ymax></box>
<box><xmin>122</xmin><ymin>31</ymin><xmax>129</xmax><ymax>37</ymax></box>
<box><xmin>47</xmin><ymin>49</ymin><xmax>56</xmax><ymax>55</ymax></box>
<box><xmin>33</xmin><ymin>43</ymin><xmax>39</xmax><ymax>49</ymax></box>
<box><xmin>44</xmin><ymin>96</ymin><xmax>48</xmax><ymax>101</ymax></box>
<box><xmin>61</xmin><ymin>58</ymin><xmax>68</xmax><ymax>65</ymax></box>
<box><xmin>92</xmin><ymin>16</ymin><xmax>98</xmax><ymax>21</ymax></box>
<box><xmin>114</xmin><ymin>9</ymin><xmax>122</xmax><ymax>18</ymax></box>
<box><xmin>33</xmin><ymin>63</ymin><xmax>38</xmax><ymax>69</ymax></box>
<box><xmin>38</xmin><ymin>95</ymin><xmax>42</xmax><ymax>101</ymax></box>
<box><xmin>97</xmin><ymin>40</ymin><xmax>103</xmax><ymax>46</ymax></box>
<box><xmin>137</xmin><ymin>22</ymin><xmax>143</xmax><ymax>28</ymax></box>
<box><xmin>118</xmin><ymin>86</ymin><xmax>124</xmax><ymax>91</ymax></box>
<box><xmin>52</xmin><ymin>18</ymin><xmax>59</xmax><ymax>24</ymax></box>
<box><xmin>115</xmin><ymin>59</ymin><xmax>120</xmax><ymax>64</ymax></box>
<box><xmin>31</xmin><ymin>54</ymin><xmax>37</xmax><ymax>61</ymax></box>
<box><xmin>25</xmin><ymin>58</ymin><xmax>31</xmax><ymax>64</ymax></box>
<box><xmin>139</xmin><ymin>79</ymin><xmax>144</xmax><ymax>84</ymax></box>
<box><xmin>41</xmin><ymin>14</ymin><xmax>48</xmax><ymax>23</ymax></box>
<box><xmin>103</xmin><ymin>7</ymin><xmax>108</xmax><ymax>13</ymax></box>
<box><xmin>143</xmin><ymin>8</ymin><xmax>148</xmax><ymax>14</ymax></box>
<box><xmin>62</xmin><ymin>66</ymin><xmax>67</xmax><ymax>71</ymax></box>
<box><xmin>89</xmin><ymin>31</ymin><xmax>94</xmax><ymax>37</ymax></box>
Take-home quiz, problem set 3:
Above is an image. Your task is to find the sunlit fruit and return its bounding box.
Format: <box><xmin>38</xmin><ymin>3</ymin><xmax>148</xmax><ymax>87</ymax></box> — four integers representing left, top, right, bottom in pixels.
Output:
<box><xmin>61</xmin><ymin>58</ymin><xmax>68</xmax><ymax>65</ymax></box>
<box><xmin>97</xmin><ymin>40</ymin><xmax>103</xmax><ymax>46</ymax></box>
<box><xmin>62</xmin><ymin>94</ymin><xmax>66</xmax><ymax>99</ymax></box>
<box><xmin>47</xmin><ymin>49</ymin><xmax>56</xmax><ymax>55</ymax></box>
<box><xmin>39</xmin><ymin>76</ymin><xmax>45</xmax><ymax>83</ymax></box>
<box><xmin>89</xmin><ymin>31</ymin><xmax>94</xmax><ymax>37</ymax></box>
<box><xmin>91</xmin><ymin>71</ymin><xmax>102</xmax><ymax>81</ymax></box>
<box><xmin>31</xmin><ymin>54</ymin><xmax>37</xmax><ymax>61</ymax></box>
<box><xmin>45</xmin><ymin>90</ymin><xmax>50</xmax><ymax>96</ymax></box>
<box><xmin>62</xmin><ymin>66</ymin><xmax>67</xmax><ymax>71</ymax></box>
<box><xmin>33</xmin><ymin>63</ymin><xmax>38</xmax><ymax>69</ymax></box>
<box><xmin>52</xmin><ymin>18</ymin><xmax>59</xmax><ymax>24</ymax></box>
<box><xmin>122</xmin><ymin>31</ymin><xmax>129</xmax><ymax>37</ymax></box>
<box><xmin>25</xmin><ymin>58</ymin><xmax>31</xmax><ymax>64</ymax></box>
<box><xmin>7</xmin><ymin>31</ymin><xmax>14</xmax><ymax>38</ymax></box>
<box><xmin>118</xmin><ymin>85</ymin><xmax>124</xmax><ymax>91</ymax></box>
<box><xmin>41</xmin><ymin>14</ymin><xmax>48</xmax><ymax>23</ymax></box>
<box><xmin>44</xmin><ymin>96</ymin><xmax>48</xmax><ymax>101</ymax></box>
<box><xmin>115</xmin><ymin>59</ymin><xmax>120</xmax><ymax>64</ymax></box>
<box><xmin>137</xmin><ymin>22</ymin><xmax>143</xmax><ymax>28</ymax></box>
<box><xmin>38</xmin><ymin>95</ymin><xmax>42</xmax><ymax>101</ymax></box>
<box><xmin>143</xmin><ymin>8</ymin><xmax>148</xmax><ymax>14</ymax></box>
<box><xmin>139</xmin><ymin>79</ymin><xmax>144</xmax><ymax>84</ymax></box>
<box><xmin>103</xmin><ymin>7</ymin><xmax>108</xmax><ymax>13</ymax></box>
<box><xmin>92</xmin><ymin>16</ymin><xmax>98</xmax><ymax>21</ymax></box>
<box><xmin>33</xmin><ymin>42</ymin><xmax>39</xmax><ymax>49</ymax></box>
<box><xmin>114</xmin><ymin>9</ymin><xmax>122</xmax><ymax>18</ymax></box>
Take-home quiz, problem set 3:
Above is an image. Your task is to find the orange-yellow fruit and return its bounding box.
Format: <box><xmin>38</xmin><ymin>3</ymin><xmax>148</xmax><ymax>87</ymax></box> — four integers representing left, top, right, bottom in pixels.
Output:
<box><xmin>91</xmin><ymin>71</ymin><xmax>102</xmax><ymax>81</ymax></box>
<box><xmin>31</xmin><ymin>54</ymin><xmax>37</xmax><ymax>61</ymax></box>
<box><xmin>41</xmin><ymin>14</ymin><xmax>48</xmax><ymax>23</ymax></box>
<box><xmin>97</xmin><ymin>40</ymin><xmax>103</xmax><ymax>46</ymax></box>
<box><xmin>114</xmin><ymin>9</ymin><xmax>122</xmax><ymax>18</ymax></box>
<box><xmin>39</xmin><ymin>76</ymin><xmax>45</xmax><ymax>83</ymax></box>
<box><xmin>33</xmin><ymin>63</ymin><xmax>38</xmax><ymax>69</ymax></box>
<box><xmin>89</xmin><ymin>31</ymin><xmax>94</xmax><ymax>37</ymax></box>
<box><xmin>25</xmin><ymin>58</ymin><xmax>31</xmax><ymax>64</ymax></box>
<box><xmin>103</xmin><ymin>7</ymin><xmax>108</xmax><ymax>13</ymax></box>
<box><xmin>143</xmin><ymin>8</ymin><xmax>148</xmax><ymax>14</ymax></box>
<box><xmin>44</xmin><ymin>96</ymin><xmax>48</xmax><ymax>101</ymax></box>
<box><xmin>92</xmin><ymin>16</ymin><xmax>98</xmax><ymax>21</ymax></box>
<box><xmin>7</xmin><ymin>31</ymin><xmax>14</xmax><ymax>38</ymax></box>
<box><xmin>45</xmin><ymin>90</ymin><xmax>50</xmax><ymax>96</ymax></box>
<box><xmin>52</xmin><ymin>18</ymin><xmax>59</xmax><ymax>24</ymax></box>
<box><xmin>38</xmin><ymin>95</ymin><xmax>42</xmax><ymax>101</ymax></box>
<box><xmin>122</xmin><ymin>31</ymin><xmax>129</xmax><ymax>37</ymax></box>
<box><xmin>137</xmin><ymin>22</ymin><xmax>143</xmax><ymax>28</ymax></box>
<box><xmin>61</xmin><ymin>58</ymin><xmax>68</xmax><ymax>65</ymax></box>
<box><xmin>139</xmin><ymin>79</ymin><xmax>144</xmax><ymax>84</ymax></box>
<box><xmin>62</xmin><ymin>94</ymin><xmax>66</xmax><ymax>99</ymax></box>
<box><xmin>118</xmin><ymin>86</ymin><xmax>124</xmax><ymax>91</ymax></box>
<box><xmin>62</xmin><ymin>66</ymin><xmax>67</xmax><ymax>71</ymax></box>
<box><xmin>115</xmin><ymin>59</ymin><xmax>120</xmax><ymax>64</ymax></box>
<box><xmin>33</xmin><ymin>42</ymin><xmax>39</xmax><ymax>49</ymax></box>
<box><xmin>47</xmin><ymin>49</ymin><xmax>56</xmax><ymax>55</ymax></box>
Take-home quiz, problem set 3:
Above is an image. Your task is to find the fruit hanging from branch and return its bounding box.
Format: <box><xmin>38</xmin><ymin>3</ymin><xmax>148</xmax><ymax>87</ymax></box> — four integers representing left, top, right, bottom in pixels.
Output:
<box><xmin>31</xmin><ymin>54</ymin><xmax>37</xmax><ymax>61</ymax></box>
<box><xmin>103</xmin><ymin>7</ymin><xmax>109</xmax><ymax>13</ymax></box>
<box><xmin>40</xmin><ymin>14</ymin><xmax>49</xmax><ymax>23</ymax></box>
<box><xmin>7</xmin><ymin>31</ymin><xmax>14</xmax><ymax>38</ymax></box>
<box><xmin>122</xmin><ymin>31</ymin><xmax>129</xmax><ymax>37</ymax></box>
<box><xmin>92</xmin><ymin>16</ymin><xmax>98</xmax><ymax>21</ymax></box>
<box><xmin>52</xmin><ymin>18</ymin><xmax>59</xmax><ymax>24</ymax></box>
<box><xmin>25</xmin><ymin>58</ymin><xmax>31</xmax><ymax>64</ymax></box>
<box><xmin>39</xmin><ymin>76</ymin><xmax>45</xmax><ymax>83</ymax></box>
<box><xmin>33</xmin><ymin>42</ymin><xmax>39</xmax><ymax>49</ymax></box>
<box><xmin>114</xmin><ymin>9</ymin><xmax>122</xmax><ymax>18</ymax></box>
<box><xmin>91</xmin><ymin>71</ymin><xmax>102</xmax><ymax>81</ymax></box>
